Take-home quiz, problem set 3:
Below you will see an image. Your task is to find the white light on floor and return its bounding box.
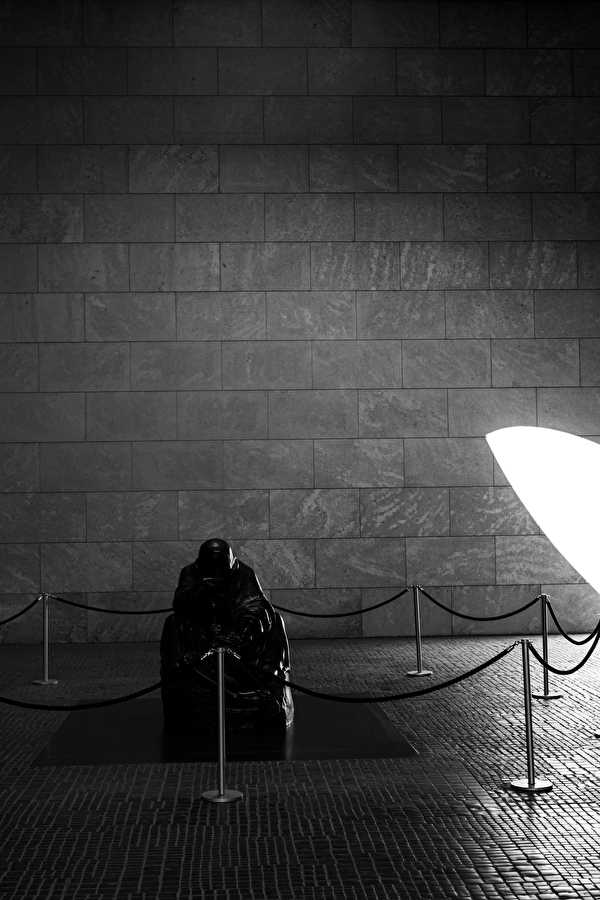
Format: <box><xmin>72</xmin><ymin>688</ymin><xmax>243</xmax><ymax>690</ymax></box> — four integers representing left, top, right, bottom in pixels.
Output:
<box><xmin>486</xmin><ymin>426</ymin><xmax>600</xmax><ymax>595</ymax></box>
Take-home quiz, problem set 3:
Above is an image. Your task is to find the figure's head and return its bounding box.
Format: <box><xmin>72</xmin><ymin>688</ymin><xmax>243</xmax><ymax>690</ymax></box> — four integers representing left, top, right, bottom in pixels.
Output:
<box><xmin>196</xmin><ymin>538</ymin><xmax>237</xmax><ymax>580</ymax></box>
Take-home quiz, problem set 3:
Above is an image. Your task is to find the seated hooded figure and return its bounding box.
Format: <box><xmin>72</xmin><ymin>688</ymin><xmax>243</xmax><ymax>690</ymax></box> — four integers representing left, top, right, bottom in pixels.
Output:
<box><xmin>160</xmin><ymin>538</ymin><xmax>293</xmax><ymax>733</ymax></box>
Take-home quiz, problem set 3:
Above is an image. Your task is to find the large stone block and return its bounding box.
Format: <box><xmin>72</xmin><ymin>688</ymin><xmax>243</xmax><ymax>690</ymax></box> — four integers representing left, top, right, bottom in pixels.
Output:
<box><xmin>221</xmin><ymin>243</ymin><xmax>309</xmax><ymax>290</ymax></box>
<box><xmin>0</xmin><ymin>195</ymin><xmax>82</xmax><ymax>242</ymax></box>
<box><xmin>535</xmin><ymin>290</ymin><xmax>600</xmax><ymax>337</ymax></box>
<box><xmin>275</xmin><ymin>589</ymin><xmax>362</xmax><ymax>639</ymax></box>
<box><xmin>402</xmin><ymin>339</ymin><xmax>491</xmax><ymax>388</ymax></box>
<box><xmin>85</xmin><ymin>195</ymin><xmax>174</xmax><ymax>242</ymax></box>
<box><xmin>312</xmin><ymin>340</ymin><xmax>403</xmax><ymax>389</ymax></box>
<box><xmin>33</xmin><ymin>294</ymin><xmax>84</xmax><ymax>342</ymax></box>
<box><xmin>128</xmin><ymin>48</ymin><xmax>216</xmax><ymax>94</ymax></box>
<box><xmin>491</xmin><ymin>338</ymin><xmax>579</xmax><ymax>386</ymax></box>
<box><xmin>133</xmin><ymin>541</ymin><xmax>196</xmax><ymax>590</ymax></box>
<box><xmin>576</xmin><ymin>147</ymin><xmax>600</xmax><ymax>191</ymax></box>
<box><xmin>177</xmin><ymin>292</ymin><xmax>265</xmax><ymax>340</ymax></box>
<box><xmin>354</xmin><ymin>98</ymin><xmax>441</xmax><ymax>143</ymax></box>
<box><xmin>0</xmin><ymin>393</ymin><xmax>84</xmax><ymax>441</ymax></box>
<box><xmin>361</xmin><ymin>585</ymin><xmax>452</xmax><ymax>637</ymax></box>
<box><xmin>541</xmin><ymin>583</ymin><xmax>600</xmax><ymax>635</ymax></box>
<box><xmin>85</xmin><ymin>97</ymin><xmax>173</xmax><ymax>143</ymax></box>
<box><xmin>37</xmin><ymin>47</ymin><xmax>126</xmax><ymax>94</ymax></box>
<box><xmin>448</xmin><ymin>387</ymin><xmax>536</xmax><ymax>436</ymax></box>
<box><xmin>352</xmin><ymin>1</ymin><xmax>438</xmax><ymax>46</ymax></box>
<box><xmin>580</xmin><ymin>339</ymin><xmax>600</xmax><ymax>385</ymax></box>
<box><xmin>309</xmin><ymin>145</ymin><xmax>397</xmax><ymax>192</ymax></box>
<box><xmin>496</xmin><ymin>535</ymin><xmax>582</xmax><ymax>584</ymax></box>
<box><xmin>269</xmin><ymin>489</ymin><xmax>360</xmax><ymax>538</ymax></box>
<box><xmin>269</xmin><ymin>390</ymin><xmax>358</xmax><ymax>438</ymax></box>
<box><xmin>84</xmin><ymin>0</ymin><xmax>171</xmax><ymax>44</ymax></box>
<box><xmin>0</xmin><ymin>0</ymin><xmax>81</xmax><ymax>45</ymax></box>
<box><xmin>0</xmin><ymin>545</ymin><xmax>40</xmax><ymax>592</ymax></box>
<box><xmin>356</xmin><ymin>194</ymin><xmax>442</xmax><ymax>241</ymax></box>
<box><xmin>357</xmin><ymin>290</ymin><xmax>445</xmax><ymax>339</ymax></box>
<box><xmin>534</xmin><ymin>195</ymin><xmax>600</xmax><ymax>240</ymax></box>
<box><xmin>223</xmin><ymin>440</ymin><xmax>313</xmax><ymax>488</ymax></box>
<box><xmin>443</xmin><ymin>98</ymin><xmax>529</xmax><ymax>143</ymax></box>
<box><xmin>316</xmin><ymin>538</ymin><xmax>405</xmax><ymax>588</ymax></box>
<box><xmin>440</xmin><ymin>2</ymin><xmax>526</xmax><ymax>47</ymax></box>
<box><xmin>179</xmin><ymin>490</ymin><xmax>269</xmax><ymax>540</ymax></box>
<box><xmin>396</xmin><ymin>48</ymin><xmax>483</xmax><ymax>94</ymax></box>
<box><xmin>407</xmin><ymin>536</ymin><xmax>495</xmax><ymax>585</ymax></box>
<box><xmin>451</xmin><ymin>585</ymin><xmax>541</xmax><ymax>636</ymax></box>
<box><xmin>267</xmin><ymin>291</ymin><xmax>355</xmax><ymax>339</ymax></box>
<box><xmin>0</xmin><ymin>294</ymin><xmax>35</xmax><ymax>341</ymax></box>
<box><xmin>235</xmin><ymin>539</ymin><xmax>315</xmax><ymax>588</ymax></box>
<box><xmin>0</xmin><ymin>444</ymin><xmax>39</xmax><ymax>492</ymax></box>
<box><xmin>397</xmin><ymin>145</ymin><xmax>486</xmax><ymax>192</ymax></box>
<box><xmin>131</xmin><ymin>341</ymin><xmax>220</xmax><ymax>390</ymax></box>
<box><xmin>38</xmin><ymin>146</ymin><xmax>128</xmax><ymax>193</ymax></box>
<box><xmin>311</xmin><ymin>242</ymin><xmax>399</xmax><ymax>290</ymax></box>
<box><xmin>174</xmin><ymin>0</ymin><xmax>260</xmax><ymax>46</ymax></box>
<box><xmin>41</xmin><ymin>442</ymin><xmax>131</xmax><ymax>491</ymax></box>
<box><xmin>445</xmin><ymin>194</ymin><xmax>531</xmax><ymax>241</ymax></box>
<box><xmin>401</xmin><ymin>242</ymin><xmax>488</xmax><ymax>289</ymax></box>
<box><xmin>0</xmin><ymin>246</ymin><xmax>36</xmax><ymax>290</ymax></box>
<box><xmin>486</xmin><ymin>49</ymin><xmax>571</xmax><ymax>95</ymax></box>
<box><xmin>533</xmin><ymin>98</ymin><xmax>600</xmax><ymax>144</ymax></box>
<box><xmin>86</xmin><ymin>392</ymin><xmax>176</xmax><ymax>440</ymax></box>
<box><xmin>0</xmin><ymin>344</ymin><xmax>37</xmax><ymax>391</ymax></box>
<box><xmin>404</xmin><ymin>437</ymin><xmax>493</xmax><ymax>486</ymax></box>
<box><xmin>222</xmin><ymin>341</ymin><xmax>311</xmax><ymax>390</ymax></box>
<box><xmin>264</xmin><ymin>97</ymin><xmax>352</xmax><ymax>143</ymax></box>
<box><xmin>0</xmin><ymin>493</ymin><xmax>84</xmax><ymax>542</ymax></box>
<box><xmin>86</xmin><ymin>293</ymin><xmax>176</xmax><ymax>341</ymax></box>
<box><xmin>0</xmin><ymin>593</ymin><xmax>69</xmax><ymax>644</ymax></box>
<box><xmin>265</xmin><ymin>194</ymin><xmax>354</xmax><ymax>241</ymax></box>
<box><xmin>359</xmin><ymin>389</ymin><xmax>447</xmax><ymax>437</ymax></box>
<box><xmin>0</xmin><ymin>146</ymin><xmax>36</xmax><ymax>192</ymax></box>
<box><xmin>220</xmin><ymin>48</ymin><xmax>307</xmax><ymax>94</ymax></box>
<box><xmin>0</xmin><ymin>98</ymin><xmax>82</xmax><ymax>143</ymax></box>
<box><xmin>488</xmin><ymin>146</ymin><xmax>574</xmax><ymax>192</ymax></box>
<box><xmin>42</xmin><ymin>542</ymin><xmax>132</xmax><ymax>593</ymax></box>
<box><xmin>130</xmin><ymin>243</ymin><xmax>219</xmax><ymax>291</ymax></box>
<box><xmin>0</xmin><ymin>48</ymin><xmax>35</xmax><ymax>93</ymax></box>
<box><xmin>263</xmin><ymin>0</ymin><xmax>350</xmax><ymax>46</ymax></box>
<box><xmin>450</xmin><ymin>486</ymin><xmax>538</xmax><ymax>536</ymax></box>
<box><xmin>177</xmin><ymin>391</ymin><xmax>267</xmax><ymax>439</ymax></box>
<box><xmin>489</xmin><ymin>241</ymin><xmax>577</xmax><ymax>289</ymax></box>
<box><xmin>177</xmin><ymin>195</ymin><xmax>263</xmax><ymax>241</ymax></box>
<box><xmin>221</xmin><ymin>146</ymin><xmax>307</xmax><ymax>192</ymax></box>
<box><xmin>86</xmin><ymin>592</ymin><xmax>168</xmax><ymax>643</ymax></box>
<box><xmin>538</xmin><ymin>387</ymin><xmax>600</xmax><ymax>433</ymax></box>
<box><xmin>39</xmin><ymin>244</ymin><xmax>128</xmax><ymax>292</ymax></box>
<box><xmin>86</xmin><ymin>492</ymin><xmax>177</xmax><ymax>541</ymax></box>
<box><xmin>129</xmin><ymin>145</ymin><xmax>217</xmax><ymax>193</ymax></box>
<box><xmin>360</xmin><ymin>487</ymin><xmax>449</xmax><ymax>537</ymax></box>
<box><xmin>132</xmin><ymin>441</ymin><xmax>223</xmax><ymax>490</ymax></box>
<box><xmin>579</xmin><ymin>242</ymin><xmax>600</xmax><ymax>288</ymax></box>
<box><xmin>308</xmin><ymin>48</ymin><xmax>394</xmax><ymax>94</ymax></box>
<box><xmin>39</xmin><ymin>343</ymin><xmax>129</xmax><ymax>391</ymax></box>
<box><xmin>314</xmin><ymin>439</ymin><xmax>404</xmax><ymax>488</ymax></box>
<box><xmin>445</xmin><ymin>290</ymin><xmax>534</xmax><ymax>338</ymax></box>
<box><xmin>528</xmin><ymin>3</ymin><xmax>600</xmax><ymax>47</ymax></box>
<box><xmin>175</xmin><ymin>97</ymin><xmax>262</xmax><ymax>143</ymax></box>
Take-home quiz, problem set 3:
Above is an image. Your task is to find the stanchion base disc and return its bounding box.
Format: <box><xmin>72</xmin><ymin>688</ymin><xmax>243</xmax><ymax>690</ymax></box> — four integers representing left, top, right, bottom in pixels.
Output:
<box><xmin>202</xmin><ymin>789</ymin><xmax>243</xmax><ymax>804</ymax></box>
<box><xmin>509</xmin><ymin>777</ymin><xmax>553</xmax><ymax>794</ymax></box>
<box><xmin>532</xmin><ymin>692</ymin><xmax>562</xmax><ymax>700</ymax></box>
<box><xmin>32</xmin><ymin>679</ymin><xmax>58</xmax><ymax>686</ymax></box>
<box><xmin>406</xmin><ymin>670</ymin><xmax>433</xmax><ymax>677</ymax></box>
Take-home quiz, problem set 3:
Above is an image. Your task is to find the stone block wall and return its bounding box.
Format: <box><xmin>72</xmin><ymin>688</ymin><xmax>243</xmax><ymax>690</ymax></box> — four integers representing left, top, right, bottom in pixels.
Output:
<box><xmin>1</xmin><ymin>0</ymin><xmax>600</xmax><ymax>641</ymax></box>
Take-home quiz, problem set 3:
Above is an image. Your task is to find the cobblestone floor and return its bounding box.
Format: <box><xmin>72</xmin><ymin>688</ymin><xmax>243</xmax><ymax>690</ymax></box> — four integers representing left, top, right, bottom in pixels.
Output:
<box><xmin>1</xmin><ymin>634</ymin><xmax>600</xmax><ymax>899</ymax></box>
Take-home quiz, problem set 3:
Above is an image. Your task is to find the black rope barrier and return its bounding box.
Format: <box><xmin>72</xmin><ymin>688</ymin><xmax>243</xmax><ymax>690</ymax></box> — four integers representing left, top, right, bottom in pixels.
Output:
<box><xmin>0</xmin><ymin>680</ymin><xmax>163</xmax><ymax>711</ymax></box>
<box><xmin>528</xmin><ymin>625</ymin><xmax>600</xmax><ymax>676</ymax></box>
<box><xmin>546</xmin><ymin>601</ymin><xmax>600</xmax><ymax>646</ymax></box>
<box><xmin>0</xmin><ymin>595</ymin><xmax>41</xmax><ymax>627</ymax></box>
<box><xmin>273</xmin><ymin>587</ymin><xmax>410</xmax><ymax>618</ymax></box>
<box><xmin>51</xmin><ymin>595</ymin><xmax>172</xmax><ymax>615</ymax></box>
<box><xmin>418</xmin><ymin>586</ymin><xmax>541</xmax><ymax>622</ymax></box>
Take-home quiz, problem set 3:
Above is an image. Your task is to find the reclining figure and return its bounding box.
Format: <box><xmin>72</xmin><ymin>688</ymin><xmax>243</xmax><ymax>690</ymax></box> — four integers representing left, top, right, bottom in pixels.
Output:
<box><xmin>160</xmin><ymin>538</ymin><xmax>294</xmax><ymax>734</ymax></box>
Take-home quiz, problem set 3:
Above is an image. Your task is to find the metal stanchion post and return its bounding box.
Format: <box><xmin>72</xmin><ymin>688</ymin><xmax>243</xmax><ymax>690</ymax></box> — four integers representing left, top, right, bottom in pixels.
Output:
<box><xmin>509</xmin><ymin>640</ymin><xmax>552</xmax><ymax>794</ymax></box>
<box><xmin>532</xmin><ymin>594</ymin><xmax>562</xmax><ymax>701</ymax></box>
<box><xmin>32</xmin><ymin>593</ymin><xmax>58</xmax><ymax>686</ymax></box>
<box><xmin>406</xmin><ymin>584</ymin><xmax>432</xmax><ymax>677</ymax></box>
<box><xmin>202</xmin><ymin>647</ymin><xmax>243</xmax><ymax>804</ymax></box>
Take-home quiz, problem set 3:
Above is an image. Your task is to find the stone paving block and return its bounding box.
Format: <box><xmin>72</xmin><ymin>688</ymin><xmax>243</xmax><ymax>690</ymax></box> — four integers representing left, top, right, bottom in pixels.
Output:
<box><xmin>359</xmin><ymin>389</ymin><xmax>447</xmax><ymax>438</ymax></box>
<box><xmin>177</xmin><ymin>292</ymin><xmax>265</xmax><ymax>340</ymax></box>
<box><xmin>448</xmin><ymin>387</ymin><xmax>536</xmax><ymax>436</ymax></box>
<box><xmin>269</xmin><ymin>390</ymin><xmax>357</xmax><ymax>438</ymax></box>
<box><xmin>354</xmin><ymin>98</ymin><xmax>441</xmax><ymax>143</ymax></box>
<box><xmin>220</xmin><ymin>48</ymin><xmax>307</xmax><ymax>94</ymax></box>
<box><xmin>538</xmin><ymin>386</ymin><xmax>600</xmax><ymax>433</ymax></box>
<box><xmin>529</xmin><ymin>4</ymin><xmax>600</xmax><ymax>48</ymax></box>
<box><xmin>403</xmin><ymin>339</ymin><xmax>491</xmax><ymax>388</ymax></box>
<box><xmin>178</xmin><ymin>490</ymin><xmax>269</xmax><ymax>540</ymax></box>
<box><xmin>401</xmin><ymin>242</ymin><xmax>488</xmax><ymax>290</ymax></box>
<box><xmin>450</xmin><ymin>486</ymin><xmax>538</xmax><ymax>536</ymax></box>
<box><xmin>130</xmin><ymin>243</ymin><xmax>219</xmax><ymax>292</ymax></box>
<box><xmin>407</xmin><ymin>536</ymin><xmax>495</xmax><ymax>585</ymax></box>
<box><xmin>0</xmin><ymin>0</ymin><xmax>81</xmax><ymax>45</ymax></box>
<box><xmin>0</xmin><ymin>98</ymin><xmax>82</xmax><ymax>143</ymax></box>
<box><xmin>541</xmin><ymin>582</ymin><xmax>600</xmax><ymax>633</ymax></box>
<box><xmin>267</xmin><ymin>291</ymin><xmax>355</xmax><ymax>340</ymax></box>
<box><xmin>84</xmin><ymin>0</ymin><xmax>171</xmax><ymax>45</ymax></box>
<box><xmin>235</xmin><ymin>539</ymin><xmax>315</xmax><ymax>588</ymax></box>
<box><xmin>579</xmin><ymin>241</ymin><xmax>600</xmax><ymax>288</ymax></box>
<box><xmin>0</xmin><ymin>344</ymin><xmax>37</xmax><ymax>392</ymax></box>
<box><xmin>576</xmin><ymin>147</ymin><xmax>600</xmax><ymax>191</ymax></box>
<box><xmin>489</xmin><ymin>241</ymin><xmax>577</xmax><ymax>289</ymax></box>
<box><xmin>275</xmin><ymin>588</ymin><xmax>362</xmax><ymax>638</ymax></box>
<box><xmin>42</xmin><ymin>542</ymin><xmax>132</xmax><ymax>593</ymax></box>
<box><xmin>0</xmin><ymin>394</ymin><xmax>84</xmax><ymax>442</ymax></box>
<box><xmin>0</xmin><ymin>48</ymin><xmax>36</xmax><ymax>94</ymax></box>
<box><xmin>38</xmin><ymin>146</ymin><xmax>128</xmax><ymax>193</ymax></box>
<box><xmin>177</xmin><ymin>194</ymin><xmax>264</xmax><ymax>242</ymax></box>
<box><xmin>0</xmin><ymin>493</ymin><xmax>85</xmax><ymax>543</ymax></box>
<box><xmin>574</xmin><ymin>49</ymin><xmax>600</xmax><ymax>96</ymax></box>
<box><xmin>269</xmin><ymin>489</ymin><xmax>359</xmax><ymax>538</ymax></box>
<box><xmin>452</xmin><ymin>584</ymin><xmax>541</xmax><ymax>635</ymax></box>
<box><xmin>0</xmin><ymin>544</ymin><xmax>40</xmax><ymax>592</ymax></box>
<box><xmin>132</xmin><ymin>441</ymin><xmax>223</xmax><ymax>490</ymax></box>
<box><xmin>39</xmin><ymin>244</ymin><xmax>128</xmax><ymax>292</ymax></box>
<box><xmin>352</xmin><ymin>0</ymin><xmax>438</xmax><ymax>46</ymax></box>
<box><xmin>40</xmin><ymin>442</ymin><xmax>131</xmax><ymax>491</ymax></box>
<box><xmin>0</xmin><ymin>195</ymin><xmax>82</xmax><ymax>243</ymax></box>
<box><xmin>491</xmin><ymin>338</ymin><xmax>579</xmax><ymax>386</ymax></box>
<box><xmin>129</xmin><ymin>145</ymin><xmax>218</xmax><ymax>194</ymax></box>
<box><xmin>440</xmin><ymin>1</ymin><xmax>526</xmax><ymax>47</ymax></box>
<box><xmin>534</xmin><ymin>194</ymin><xmax>600</xmax><ymax>240</ymax></box>
<box><xmin>486</xmin><ymin>49</ymin><xmax>571</xmax><ymax>95</ymax></box>
<box><xmin>443</xmin><ymin>98</ymin><xmax>529</xmax><ymax>144</ymax></box>
<box><xmin>86</xmin><ymin>592</ymin><xmax>168</xmax><ymax>642</ymax></box>
<box><xmin>487</xmin><ymin>145</ymin><xmax>574</xmax><ymax>192</ymax></box>
<box><xmin>397</xmin><ymin>49</ymin><xmax>483</xmax><ymax>94</ymax></box>
<box><xmin>223</xmin><ymin>440</ymin><xmax>313</xmax><ymax>488</ymax></box>
<box><xmin>314</xmin><ymin>439</ymin><xmax>404</xmax><ymax>488</ymax></box>
<box><xmin>360</xmin><ymin>487</ymin><xmax>449</xmax><ymax>537</ymax></box>
<box><xmin>531</xmin><ymin>98</ymin><xmax>600</xmax><ymax>143</ymax></box>
<box><xmin>265</xmin><ymin>97</ymin><xmax>352</xmax><ymax>144</ymax></box>
<box><xmin>133</xmin><ymin>540</ymin><xmax>196</xmax><ymax>590</ymax></box>
<box><xmin>397</xmin><ymin>145</ymin><xmax>486</xmax><ymax>193</ymax></box>
<box><xmin>580</xmin><ymin>339</ymin><xmax>600</xmax><ymax>385</ymax></box>
<box><xmin>221</xmin><ymin>146</ymin><xmax>307</xmax><ymax>192</ymax></box>
<box><xmin>316</xmin><ymin>538</ymin><xmax>405</xmax><ymax>588</ymax></box>
<box><xmin>177</xmin><ymin>391</ymin><xmax>267</xmax><ymax>439</ymax></box>
<box><xmin>131</xmin><ymin>341</ymin><xmax>220</xmax><ymax>390</ymax></box>
<box><xmin>174</xmin><ymin>97</ymin><xmax>262</xmax><ymax>144</ymax></box>
<box><xmin>262</xmin><ymin>0</ymin><xmax>350</xmax><ymax>46</ymax></box>
<box><xmin>223</xmin><ymin>341</ymin><xmax>310</xmax><ymax>390</ymax></box>
<box><xmin>86</xmin><ymin>293</ymin><xmax>176</xmax><ymax>341</ymax></box>
<box><xmin>0</xmin><ymin>444</ymin><xmax>39</xmax><ymax>492</ymax></box>
<box><xmin>311</xmin><ymin>242</ymin><xmax>399</xmax><ymax>290</ymax></box>
<box><xmin>39</xmin><ymin>343</ymin><xmax>129</xmax><ymax>392</ymax></box>
<box><xmin>309</xmin><ymin>145</ymin><xmax>397</xmax><ymax>192</ymax></box>
<box><xmin>0</xmin><ymin>247</ymin><xmax>36</xmax><ymax>291</ymax></box>
<box><xmin>221</xmin><ymin>243</ymin><xmax>309</xmax><ymax>291</ymax></box>
<box><xmin>496</xmin><ymin>535</ymin><xmax>583</xmax><ymax>584</ymax></box>
<box><xmin>361</xmin><ymin>585</ymin><xmax>452</xmax><ymax>637</ymax></box>
<box><xmin>86</xmin><ymin>492</ymin><xmax>177</xmax><ymax>541</ymax></box>
<box><xmin>265</xmin><ymin>194</ymin><xmax>354</xmax><ymax>242</ymax></box>
<box><xmin>37</xmin><ymin>47</ymin><xmax>126</xmax><ymax>94</ymax></box>
<box><xmin>404</xmin><ymin>437</ymin><xmax>493</xmax><ymax>486</ymax></box>
<box><xmin>445</xmin><ymin>194</ymin><xmax>531</xmax><ymax>241</ymax></box>
<box><xmin>308</xmin><ymin>48</ymin><xmax>394</xmax><ymax>94</ymax></box>
<box><xmin>174</xmin><ymin>0</ymin><xmax>260</xmax><ymax>46</ymax></box>
<box><xmin>85</xmin><ymin>97</ymin><xmax>173</xmax><ymax>144</ymax></box>
<box><xmin>356</xmin><ymin>194</ymin><xmax>442</xmax><ymax>241</ymax></box>
<box><xmin>534</xmin><ymin>289</ymin><xmax>600</xmax><ymax>337</ymax></box>
<box><xmin>446</xmin><ymin>290</ymin><xmax>534</xmax><ymax>338</ymax></box>
<box><xmin>313</xmin><ymin>340</ymin><xmax>403</xmax><ymax>389</ymax></box>
<box><xmin>128</xmin><ymin>48</ymin><xmax>217</xmax><ymax>94</ymax></box>
<box><xmin>0</xmin><ymin>146</ymin><xmax>36</xmax><ymax>193</ymax></box>
<box><xmin>357</xmin><ymin>290</ymin><xmax>445</xmax><ymax>339</ymax></box>
<box><xmin>87</xmin><ymin>392</ymin><xmax>176</xmax><ymax>441</ymax></box>
<box><xmin>85</xmin><ymin>195</ymin><xmax>174</xmax><ymax>242</ymax></box>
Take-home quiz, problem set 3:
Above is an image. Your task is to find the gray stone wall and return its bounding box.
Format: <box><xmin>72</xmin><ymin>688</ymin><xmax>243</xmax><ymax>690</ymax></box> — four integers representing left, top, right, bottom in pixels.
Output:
<box><xmin>1</xmin><ymin>0</ymin><xmax>600</xmax><ymax>642</ymax></box>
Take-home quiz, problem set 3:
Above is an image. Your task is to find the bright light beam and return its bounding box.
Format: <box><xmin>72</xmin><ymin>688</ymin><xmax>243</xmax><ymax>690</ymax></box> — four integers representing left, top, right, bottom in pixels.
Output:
<box><xmin>486</xmin><ymin>426</ymin><xmax>600</xmax><ymax>596</ymax></box>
